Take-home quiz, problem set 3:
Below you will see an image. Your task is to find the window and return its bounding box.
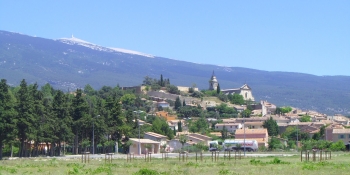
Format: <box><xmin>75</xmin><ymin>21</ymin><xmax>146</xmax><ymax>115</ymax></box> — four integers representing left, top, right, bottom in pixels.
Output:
<box><xmin>348</xmin><ymin>134</ymin><xmax>350</xmax><ymax>138</ymax></box>
<box><xmin>230</xmin><ymin>126</ymin><xmax>232</xmax><ymax>128</ymax></box>
<box><xmin>339</xmin><ymin>135</ymin><xmax>345</xmax><ymax>139</ymax></box>
<box><xmin>216</xmin><ymin>126</ymin><xmax>218</xmax><ymax>129</ymax></box>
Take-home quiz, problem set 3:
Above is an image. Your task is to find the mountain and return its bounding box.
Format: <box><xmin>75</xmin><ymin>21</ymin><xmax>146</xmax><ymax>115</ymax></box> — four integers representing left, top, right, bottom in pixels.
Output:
<box><xmin>0</xmin><ymin>30</ymin><xmax>349</xmax><ymax>115</ymax></box>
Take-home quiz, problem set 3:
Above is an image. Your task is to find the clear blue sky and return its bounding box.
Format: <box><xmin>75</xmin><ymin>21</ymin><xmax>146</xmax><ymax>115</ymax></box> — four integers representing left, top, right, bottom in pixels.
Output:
<box><xmin>1</xmin><ymin>1</ymin><xmax>349</xmax><ymax>76</ymax></box>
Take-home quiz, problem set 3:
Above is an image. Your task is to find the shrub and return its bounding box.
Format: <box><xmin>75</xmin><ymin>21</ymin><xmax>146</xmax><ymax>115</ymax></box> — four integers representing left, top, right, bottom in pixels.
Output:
<box><xmin>133</xmin><ymin>168</ymin><xmax>159</xmax><ymax>175</ymax></box>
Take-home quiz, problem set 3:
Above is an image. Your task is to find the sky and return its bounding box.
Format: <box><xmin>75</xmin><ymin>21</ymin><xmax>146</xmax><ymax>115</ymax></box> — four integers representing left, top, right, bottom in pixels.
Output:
<box><xmin>1</xmin><ymin>1</ymin><xmax>349</xmax><ymax>76</ymax></box>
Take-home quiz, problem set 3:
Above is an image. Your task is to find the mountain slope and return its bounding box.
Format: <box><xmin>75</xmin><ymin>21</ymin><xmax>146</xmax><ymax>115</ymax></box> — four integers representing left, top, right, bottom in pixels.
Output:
<box><xmin>0</xmin><ymin>30</ymin><xmax>349</xmax><ymax>115</ymax></box>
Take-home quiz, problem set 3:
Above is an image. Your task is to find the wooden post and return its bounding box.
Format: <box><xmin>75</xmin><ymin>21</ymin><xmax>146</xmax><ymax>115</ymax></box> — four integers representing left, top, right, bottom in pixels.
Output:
<box><xmin>201</xmin><ymin>151</ymin><xmax>203</xmax><ymax>162</ymax></box>
<box><xmin>212</xmin><ymin>151</ymin><xmax>214</xmax><ymax>162</ymax></box>
<box><xmin>320</xmin><ymin>151</ymin><xmax>322</xmax><ymax>161</ymax></box>
<box><xmin>179</xmin><ymin>152</ymin><xmax>181</xmax><ymax>161</ymax></box>
<box><xmin>196</xmin><ymin>152</ymin><xmax>198</xmax><ymax>162</ymax></box>
<box><xmin>313</xmin><ymin>151</ymin><xmax>316</xmax><ymax>162</ymax></box>
<box><xmin>307</xmin><ymin>151</ymin><xmax>310</xmax><ymax>161</ymax></box>
<box><xmin>229</xmin><ymin>150</ymin><xmax>231</xmax><ymax>160</ymax></box>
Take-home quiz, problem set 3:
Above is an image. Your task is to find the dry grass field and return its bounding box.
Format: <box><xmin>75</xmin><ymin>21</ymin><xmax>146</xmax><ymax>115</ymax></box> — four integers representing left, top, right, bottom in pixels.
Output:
<box><xmin>1</xmin><ymin>153</ymin><xmax>350</xmax><ymax>175</ymax></box>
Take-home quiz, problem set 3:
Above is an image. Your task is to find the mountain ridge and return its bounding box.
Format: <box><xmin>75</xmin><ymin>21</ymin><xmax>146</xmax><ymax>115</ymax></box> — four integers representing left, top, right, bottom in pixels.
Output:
<box><xmin>0</xmin><ymin>30</ymin><xmax>349</xmax><ymax>115</ymax></box>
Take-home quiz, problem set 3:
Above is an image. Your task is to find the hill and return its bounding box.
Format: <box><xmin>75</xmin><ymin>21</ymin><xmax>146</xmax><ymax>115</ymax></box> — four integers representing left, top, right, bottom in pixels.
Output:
<box><xmin>0</xmin><ymin>30</ymin><xmax>349</xmax><ymax>115</ymax></box>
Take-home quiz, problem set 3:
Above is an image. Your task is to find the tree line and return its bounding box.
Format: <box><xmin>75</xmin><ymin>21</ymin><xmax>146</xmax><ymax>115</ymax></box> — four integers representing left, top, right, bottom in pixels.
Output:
<box><xmin>0</xmin><ymin>79</ymin><xmax>174</xmax><ymax>159</ymax></box>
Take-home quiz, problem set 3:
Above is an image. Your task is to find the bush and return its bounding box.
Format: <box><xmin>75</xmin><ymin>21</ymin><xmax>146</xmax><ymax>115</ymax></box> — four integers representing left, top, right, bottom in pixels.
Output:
<box><xmin>133</xmin><ymin>168</ymin><xmax>159</xmax><ymax>175</ymax></box>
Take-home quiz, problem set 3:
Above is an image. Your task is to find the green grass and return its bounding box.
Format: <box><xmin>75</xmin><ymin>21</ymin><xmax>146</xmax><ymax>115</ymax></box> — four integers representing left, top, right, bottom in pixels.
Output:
<box><xmin>1</xmin><ymin>154</ymin><xmax>350</xmax><ymax>175</ymax></box>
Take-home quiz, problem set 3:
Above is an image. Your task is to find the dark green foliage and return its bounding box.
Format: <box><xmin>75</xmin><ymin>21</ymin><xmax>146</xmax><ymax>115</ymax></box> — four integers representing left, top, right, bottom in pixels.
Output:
<box><xmin>216</xmin><ymin>83</ymin><xmax>221</xmax><ymax>94</ymax></box>
<box><xmin>174</xmin><ymin>97</ymin><xmax>182</xmax><ymax>110</ymax></box>
<box><xmin>167</xmin><ymin>85</ymin><xmax>180</xmax><ymax>94</ymax></box>
<box><xmin>133</xmin><ymin>168</ymin><xmax>160</xmax><ymax>175</ymax></box>
<box><xmin>263</xmin><ymin>117</ymin><xmax>279</xmax><ymax>136</ymax></box>
<box><xmin>241</xmin><ymin>109</ymin><xmax>251</xmax><ymax>118</ymax></box>
<box><xmin>189</xmin><ymin>117</ymin><xmax>208</xmax><ymax>134</ymax></box>
<box><xmin>151</xmin><ymin>117</ymin><xmax>174</xmax><ymax>140</ymax></box>
<box><xmin>268</xmin><ymin>137</ymin><xmax>284</xmax><ymax>150</ymax></box>
<box><xmin>221</xmin><ymin>125</ymin><xmax>228</xmax><ymax>139</ymax></box>
<box><xmin>300</xmin><ymin>115</ymin><xmax>311</xmax><ymax>122</ymax></box>
<box><xmin>178</xmin><ymin>121</ymin><xmax>182</xmax><ymax>132</ymax></box>
<box><xmin>15</xmin><ymin>79</ymin><xmax>36</xmax><ymax>157</ymax></box>
<box><xmin>191</xmin><ymin>91</ymin><xmax>203</xmax><ymax>98</ymax></box>
<box><xmin>229</xmin><ymin>94</ymin><xmax>244</xmax><ymax>105</ymax></box>
<box><xmin>177</xmin><ymin>106</ymin><xmax>201</xmax><ymax>118</ymax></box>
<box><xmin>0</xmin><ymin>79</ymin><xmax>17</xmax><ymax>159</ymax></box>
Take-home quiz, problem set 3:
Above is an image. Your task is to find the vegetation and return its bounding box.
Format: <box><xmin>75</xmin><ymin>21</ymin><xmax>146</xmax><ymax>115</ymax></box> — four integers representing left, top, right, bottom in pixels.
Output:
<box><xmin>263</xmin><ymin>117</ymin><xmax>279</xmax><ymax>136</ymax></box>
<box><xmin>2</xmin><ymin>154</ymin><xmax>350</xmax><ymax>174</ymax></box>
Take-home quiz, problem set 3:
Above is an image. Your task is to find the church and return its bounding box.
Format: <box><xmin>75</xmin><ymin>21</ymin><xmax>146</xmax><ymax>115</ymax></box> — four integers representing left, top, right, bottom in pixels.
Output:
<box><xmin>208</xmin><ymin>71</ymin><xmax>255</xmax><ymax>101</ymax></box>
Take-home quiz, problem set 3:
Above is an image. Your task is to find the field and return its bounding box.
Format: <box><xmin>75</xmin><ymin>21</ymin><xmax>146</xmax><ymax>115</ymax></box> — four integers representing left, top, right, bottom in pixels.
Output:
<box><xmin>1</xmin><ymin>153</ymin><xmax>350</xmax><ymax>175</ymax></box>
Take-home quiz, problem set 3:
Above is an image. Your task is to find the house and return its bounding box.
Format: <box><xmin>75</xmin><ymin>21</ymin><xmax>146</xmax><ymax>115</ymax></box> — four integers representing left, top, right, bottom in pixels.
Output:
<box><xmin>261</xmin><ymin>101</ymin><xmax>276</xmax><ymax>116</ymax></box>
<box><xmin>188</xmin><ymin>133</ymin><xmax>212</xmax><ymax>146</ymax></box>
<box><xmin>232</xmin><ymin>105</ymin><xmax>245</xmax><ymax>113</ymax></box>
<box><xmin>244</xmin><ymin>121</ymin><xmax>264</xmax><ymax>129</ymax></box>
<box><xmin>144</xmin><ymin>132</ymin><xmax>168</xmax><ymax>146</ymax></box>
<box><xmin>167</xmin><ymin>120</ymin><xmax>185</xmax><ymax>130</ymax></box>
<box><xmin>128</xmin><ymin>138</ymin><xmax>161</xmax><ymax>154</ymax></box>
<box><xmin>157</xmin><ymin>101</ymin><xmax>170</xmax><ymax>108</ymax></box>
<box><xmin>214</xmin><ymin>123</ymin><xmax>242</xmax><ymax>133</ymax></box>
<box><xmin>332</xmin><ymin>129</ymin><xmax>350</xmax><ymax>144</ymax></box>
<box><xmin>235</xmin><ymin>128</ymin><xmax>269</xmax><ymax>147</ymax></box>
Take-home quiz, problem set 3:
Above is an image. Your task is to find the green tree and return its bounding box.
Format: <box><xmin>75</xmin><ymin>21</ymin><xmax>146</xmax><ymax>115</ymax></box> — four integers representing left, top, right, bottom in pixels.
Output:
<box><xmin>71</xmin><ymin>89</ymin><xmax>90</xmax><ymax>154</ymax></box>
<box><xmin>160</xmin><ymin>74</ymin><xmax>164</xmax><ymax>87</ymax></box>
<box><xmin>15</xmin><ymin>79</ymin><xmax>35</xmax><ymax>157</ymax></box>
<box><xmin>0</xmin><ymin>79</ymin><xmax>17</xmax><ymax>160</ymax></box>
<box><xmin>178</xmin><ymin>121</ymin><xmax>183</xmax><ymax>132</ymax></box>
<box><xmin>241</xmin><ymin>109</ymin><xmax>251</xmax><ymax>118</ymax></box>
<box><xmin>120</xmin><ymin>94</ymin><xmax>136</xmax><ymax>106</ymax></box>
<box><xmin>167</xmin><ymin>85</ymin><xmax>180</xmax><ymax>94</ymax></box>
<box><xmin>229</xmin><ymin>94</ymin><xmax>244</xmax><ymax>105</ymax></box>
<box><xmin>52</xmin><ymin>90</ymin><xmax>73</xmax><ymax>155</ymax></box>
<box><xmin>83</xmin><ymin>84</ymin><xmax>95</xmax><ymax>96</ymax></box>
<box><xmin>179</xmin><ymin>135</ymin><xmax>188</xmax><ymax>150</ymax></box>
<box><xmin>221</xmin><ymin>125</ymin><xmax>228</xmax><ymax>139</ymax></box>
<box><xmin>174</xmin><ymin>96</ymin><xmax>182</xmax><ymax>110</ymax></box>
<box><xmin>268</xmin><ymin>137</ymin><xmax>283</xmax><ymax>150</ymax></box>
<box><xmin>216</xmin><ymin>83</ymin><xmax>221</xmax><ymax>94</ymax></box>
<box><xmin>263</xmin><ymin>117</ymin><xmax>279</xmax><ymax>136</ymax></box>
<box><xmin>330</xmin><ymin>140</ymin><xmax>345</xmax><ymax>151</ymax></box>
<box><xmin>300</xmin><ymin>115</ymin><xmax>311</xmax><ymax>122</ymax></box>
<box><xmin>189</xmin><ymin>117</ymin><xmax>208</xmax><ymax>133</ymax></box>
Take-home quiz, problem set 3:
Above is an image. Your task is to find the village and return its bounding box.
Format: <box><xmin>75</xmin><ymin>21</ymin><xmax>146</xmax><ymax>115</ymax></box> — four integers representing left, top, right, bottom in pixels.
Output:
<box><xmin>123</xmin><ymin>73</ymin><xmax>350</xmax><ymax>155</ymax></box>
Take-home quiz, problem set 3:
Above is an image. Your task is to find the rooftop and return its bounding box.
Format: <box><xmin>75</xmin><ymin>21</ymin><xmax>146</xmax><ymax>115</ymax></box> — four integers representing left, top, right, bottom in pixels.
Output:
<box><xmin>235</xmin><ymin>128</ymin><xmax>268</xmax><ymax>135</ymax></box>
<box><xmin>129</xmin><ymin>138</ymin><xmax>160</xmax><ymax>144</ymax></box>
<box><xmin>145</xmin><ymin>132</ymin><xmax>167</xmax><ymax>139</ymax></box>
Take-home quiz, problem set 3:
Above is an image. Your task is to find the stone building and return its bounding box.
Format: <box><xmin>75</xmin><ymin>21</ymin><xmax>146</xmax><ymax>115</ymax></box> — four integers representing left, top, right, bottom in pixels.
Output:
<box><xmin>208</xmin><ymin>71</ymin><xmax>255</xmax><ymax>101</ymax></box>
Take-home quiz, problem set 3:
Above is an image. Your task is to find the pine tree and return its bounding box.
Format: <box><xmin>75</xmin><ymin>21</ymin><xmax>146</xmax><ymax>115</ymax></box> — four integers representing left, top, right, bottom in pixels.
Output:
<box><xmin>174</xmin><ymin>97</ymin><xmax>182</xmax><ymax>110</ymax></box>
<box><xmin>71</xmin><ymin>89</ymin><xmax>90</xmax><ymax>154</ymax></box>
<box><xmin>52</xmin><ymin>90</ymin><xmax>73</xmax><ymax>156</ymax></box>
<box><xmin>160</xmin><ymin>74</ymin><xmax>164</xmax><ymax>87</ymax></box>
<box><xmin>178</xmin><ymin>121</ymin><xmax>183</xmax><ymax>132</ymax></box>
<box><xmin>217</xmin><ymin>83</ymin><xmax>221</xmax><ymax>94</ymax></box>
<box><xmin>16</xmin><ymin>79</ymin><xmax>36</xmax><ymax>157</ymax></box>
<box><xmin>0</xmin><ymin>79</ymin><xmax>17</xmax><ymax>160</ymax></box>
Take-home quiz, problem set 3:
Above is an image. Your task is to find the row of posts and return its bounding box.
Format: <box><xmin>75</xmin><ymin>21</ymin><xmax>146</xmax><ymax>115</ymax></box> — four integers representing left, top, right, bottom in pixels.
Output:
<box><xmin>81</xmin><ymin>150</ymin><xmax>244</xmax><ymax>163</ymax></box>
<box><xmin>301</xmin><ymin>150</ymin><xmax>331</xmax><ymax>162</ymax></box>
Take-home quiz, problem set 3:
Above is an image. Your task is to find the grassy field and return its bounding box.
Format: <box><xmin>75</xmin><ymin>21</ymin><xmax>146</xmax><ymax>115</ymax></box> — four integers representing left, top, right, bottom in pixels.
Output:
<box><xmin>1</xmin><ymin>153</ymin><xmax>350</xmax><ymax>175</ymax></box>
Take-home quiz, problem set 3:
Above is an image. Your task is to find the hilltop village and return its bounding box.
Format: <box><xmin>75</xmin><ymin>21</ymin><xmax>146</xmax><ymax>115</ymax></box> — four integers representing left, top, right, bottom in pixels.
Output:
<box><xmin>0</xmin><ymin>73</ymin><xmax>349</xmax><ymax>159</ymax></box>
<box><xmin>121</xmin><ymin>72</ymin><xmax>350</xmax><ymax>153</ymax></box>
